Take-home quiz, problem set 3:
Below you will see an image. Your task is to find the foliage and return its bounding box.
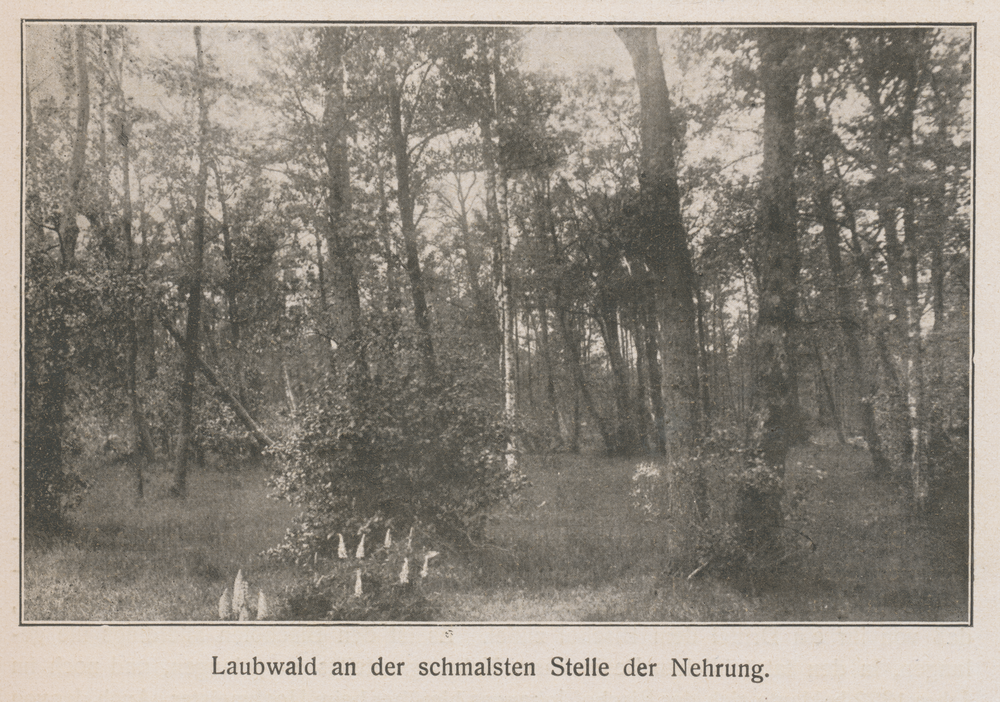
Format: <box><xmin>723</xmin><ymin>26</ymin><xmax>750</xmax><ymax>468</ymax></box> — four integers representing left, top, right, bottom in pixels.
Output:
<box><xmin>23</xmin><ymin>253</ymin><xmax>102</xmax><ymax>535</ymax></box>
<box><xmin>278</xmin><ymin>535</ymin><xmax>439</xmax><ymax>621</ymax></box>
<box><xmin>630</xmin><ymin>423</ymin><xmax>812</xmax><ymax>584</ymax></box>
<box><xmin>266</xmin><ymin>323</ymin><xmax>526</xmax><ymax>564</ymax></box>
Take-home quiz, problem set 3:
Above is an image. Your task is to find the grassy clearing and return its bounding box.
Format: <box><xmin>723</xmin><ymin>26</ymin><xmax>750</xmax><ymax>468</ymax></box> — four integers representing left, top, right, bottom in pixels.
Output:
<box><xmin>22</xmin><ymin>444</ymin><xmax>968</xmax><ymax>622</ymax></box>
<box><xmin>23</xmin><ymin>459</ymin><xmax>300</xmax><ymax>621</ymax></box>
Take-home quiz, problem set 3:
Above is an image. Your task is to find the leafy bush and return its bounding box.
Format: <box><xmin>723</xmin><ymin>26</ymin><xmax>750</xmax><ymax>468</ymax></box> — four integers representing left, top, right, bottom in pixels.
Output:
<box><xmin>630</xmin><ymin>424</ymin><xmax>811</xmax><ymax>585</ymax></box>
<box><xmin>266</xmin><ymin>329</ymin><xmax>526</xmax><ymax>568</ymax></box>
<box><xmin>24</xmin><ymin>254</ymin><xmax>98</xmax><ymax>535</ymax></box>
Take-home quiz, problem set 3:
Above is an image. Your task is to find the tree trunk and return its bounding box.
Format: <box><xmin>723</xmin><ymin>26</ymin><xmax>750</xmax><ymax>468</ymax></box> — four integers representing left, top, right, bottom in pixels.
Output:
<box><xmin>615</xmin><ymin>27</ymin><xmax>701</xmax><ymax>455</ymax></box>
<box><xmin>736</xmin><ymin>28</ymin><xmax>803</xmax><ymax>556</ymax></box>
<box><xmin>811</xmin><ymin>149</ymin><xmax>891</xmax><ymax>473</ymax></box>
<box><xmin>479</xmin><ymin>29</ymin><xmax>517</xmax><ymax>470</ymax></box>
<box><xmin>26</xmin><ymin>25</ymin><xmax>90</xmax><ymax>533</ymax></box>
<box><xmin>171</xmin><ymin>26</ymin><xmax>210</xmax><ymax>498</ymax></box>
<box><xmin>536</xmin><ymin>304</ymin><xmax>562</xmax><ymax>446</ymax></box>
<box><xmin>320</xmin><ymin>27</ymin><xmax>368</xmax><ymax>385</ymax></box>
<box><xmin>214</xmin><ymin>167</ymin><xmax>249</xmax><ymax>409</ymax></box>
<box><xmin>557</xmin><ymin>305</ymin><xmax>613</xmax><ymax>452</ymax></box>
<box><xmin>641</xmin><ymin>287</ymin><xmax>667</xmax><ymax>455</ymax></box>
<box><xmin>596</xmin><ymin>280</ymin><xmax>639</xmax><ymax>456</ymax></box>
<box><xmin>117</xmin><ymin>54</ymin><xmax>155</xmax><ymax>498</ymax></box>
<box><xmin>58</xmin><ymin>25</ymin><xmax>90</xmax><ymax>268</ymax></box>
<box><xmin>452</xmin><ymin>169</ymin><xmax>497</xmax><ymax>336</ymax></box>
<box><xmin>388</xmin><ymin>79</ymin><xmax>437</xmax><ymax>383</ymax></box>
<box><xmin>160</xmin><ymin>314</ymin><xmax>274</xmax><ymax>449</ymax></box>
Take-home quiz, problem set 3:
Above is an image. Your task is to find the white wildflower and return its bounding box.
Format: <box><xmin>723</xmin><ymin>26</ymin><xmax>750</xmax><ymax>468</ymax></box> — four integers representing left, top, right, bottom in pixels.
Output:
<box><xmin>384</xmin><ymin>528</ymin><xmax>392</xmax><ymax>549</ymax></box>
<box><xmin>399</xmin><ymin>557</ymin><xmax>409</xmax><ymax>584</ymax></box>
<box><xmin>337</xmin><ymin>533</ymin><xmax>348</xmax><ymax>559</ymax></box>
<box><xmin>355</xmin><ymin>533</ymin><xmax>366</xmax><ymax>559</ymax></box>
<box><xmin>420</xmin><ymin>551</ymin><xmax>440</xmax><ymax>578</ymax></box>
<box><xmin>218</xmin><ymin>588</ymin><xmax>231</xmax><ymax>620</ymax></box>
<box><xmin>406</xmin><ymin>526</ymin><xmax>414</xmax><ymax>552</ymax></box>
<box><xmin>354</xmin><ymin>569</ymin><xmax>363</xmax><ymax>597</ymax></box>
<box><xmin>232</xmin><ymin>570</ymin><xmax>247</xmax><ymax>614</ymax></box>
<box><xmin>256</xmin><ymin>590</ymin><xmax>269</xmax><ymax>621</ymax></box>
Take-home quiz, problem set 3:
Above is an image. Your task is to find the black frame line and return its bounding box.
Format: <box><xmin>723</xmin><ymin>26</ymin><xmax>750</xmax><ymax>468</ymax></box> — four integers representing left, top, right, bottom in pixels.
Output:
<box><xmin>18</xmin><ymin>18</ymin><xmax>976</xmax><ymax>629</ymax></box>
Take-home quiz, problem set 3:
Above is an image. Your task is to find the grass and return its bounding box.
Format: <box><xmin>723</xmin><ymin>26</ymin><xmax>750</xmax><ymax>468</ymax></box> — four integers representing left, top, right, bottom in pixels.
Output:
<box><xmin>22</xmin><ymin>443</ymin><xmax>969</xmax><ymax>622</ymax></box>
<box><xmin>23</xmin><ymin>458</ymin><xmax>300</xmax><ymax>621</ymax></box>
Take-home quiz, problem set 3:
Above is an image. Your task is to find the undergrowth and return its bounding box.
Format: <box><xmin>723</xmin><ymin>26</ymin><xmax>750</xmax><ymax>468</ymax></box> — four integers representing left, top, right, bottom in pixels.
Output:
<box><xmin>22</xmin><ymin>443</ymin><xmax>968</xmax><ymax>622</ymax></box>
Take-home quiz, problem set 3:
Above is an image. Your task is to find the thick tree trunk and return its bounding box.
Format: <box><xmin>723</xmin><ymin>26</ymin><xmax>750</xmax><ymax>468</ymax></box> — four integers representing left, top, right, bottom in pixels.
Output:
<box><xmin>171</xmin><ymin>26</ymin><xmax>211</xmax><ymax>498</ymax></box>
<box><xmin>615</xmin><ymin>27</ymin><xmax>701</xmax><ymax>455</ymax></box>
<box><xmin>736</xmin><ymin>28</ymin><xmax>803</xmax><ymax>556</ymax></box>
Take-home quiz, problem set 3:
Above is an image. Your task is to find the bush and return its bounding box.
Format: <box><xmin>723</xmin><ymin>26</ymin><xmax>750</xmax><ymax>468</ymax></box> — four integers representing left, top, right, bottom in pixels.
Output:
<box><xmin>630</xmin><ymin>424</ymin><xmax>811</xmax><ymax>586</ymax></box>
<box><xmin>24</xmin><ymin>254</ymin><xmax>97</xmax><ymax>536</ymax></box>
<box><xmin>266</xmin><ymin>330</ymin><xmax>526</xmax><ymax>568</ymax></box>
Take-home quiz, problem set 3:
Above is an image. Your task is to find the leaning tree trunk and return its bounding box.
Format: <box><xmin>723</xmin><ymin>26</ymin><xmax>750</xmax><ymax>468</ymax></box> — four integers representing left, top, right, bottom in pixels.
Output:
<box><xmin>171</xmin><ymin>26</ymin><xmax>210</xmax><ymax>498</ymax></box>
<box><xmin>735</xmin><ymin>28</ymin><xmax>804</xmax><ymax>557</ymax></box>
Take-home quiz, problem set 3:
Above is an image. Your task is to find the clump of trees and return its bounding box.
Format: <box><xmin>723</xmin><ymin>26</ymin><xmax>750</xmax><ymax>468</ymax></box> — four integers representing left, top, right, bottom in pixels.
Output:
<box><xmin>24</xmin><ymin>24</ymin><xmax>970</xmax><ymax>581</ymax></box>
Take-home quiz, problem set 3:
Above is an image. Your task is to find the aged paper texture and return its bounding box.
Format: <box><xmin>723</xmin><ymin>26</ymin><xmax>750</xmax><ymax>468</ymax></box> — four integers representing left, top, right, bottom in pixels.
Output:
<box><xmin>4</xmin><ymin>1</ymin><xmax>995</xmax><ymax>700</ymax></box>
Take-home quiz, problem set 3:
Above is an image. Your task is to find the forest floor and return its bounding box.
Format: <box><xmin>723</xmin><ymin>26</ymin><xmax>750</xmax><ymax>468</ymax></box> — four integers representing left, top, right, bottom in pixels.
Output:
<box><xmin>22</xmin><ymin>442</ymin><xmax>969</xmax><ymax>622</ymax></box>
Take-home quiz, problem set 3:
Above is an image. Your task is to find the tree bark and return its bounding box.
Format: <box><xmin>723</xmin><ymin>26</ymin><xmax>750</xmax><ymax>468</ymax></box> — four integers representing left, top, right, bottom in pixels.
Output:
<box><xmin>171</xmin><ymin>26</ymin><xmax>210</xmax><ymax>498</ymax></box>
<box><xmin>811</xmin><ymin>147</ymin><xmax>891</xmax><ymax>473</ymax></box>
<box><xmin>117</xmin><ymin>41</ymin><xmax>156</xmax><ymax>498</ymax></box>
<box><xmin>615</xmin><ymin>27</ymin><xmax>701</xmax><ymax>454</ymax></box>
<box><xmin>320</xmin><ymin>27</ymin><xmax>369</xmax><ymax>385</ymax></box>
<box><xmin>478</xmin><ymin>28</ymin><xmax>517</xmax><ymax>470</ymax></box>
<box><xmin>58</xmin><ymin>25</ymin><xmax>90</xmax><ymax>268</ymax></box>
<box><xmin>388</xmin><ymin>79</ymin><xmax>437</xmax><ymax>383</ymax></box>
<box><xmin>736</xmin><ymin>28</ymin><xmax>803</xmax><ymax>555</ymax></box>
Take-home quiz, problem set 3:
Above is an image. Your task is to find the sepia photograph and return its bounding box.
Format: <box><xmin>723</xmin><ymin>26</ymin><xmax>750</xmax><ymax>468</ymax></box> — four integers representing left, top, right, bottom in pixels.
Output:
<box><xmin>21</xmin><ymin>21</ymin><xmax>971</xmax><ymax>626</ymax></box>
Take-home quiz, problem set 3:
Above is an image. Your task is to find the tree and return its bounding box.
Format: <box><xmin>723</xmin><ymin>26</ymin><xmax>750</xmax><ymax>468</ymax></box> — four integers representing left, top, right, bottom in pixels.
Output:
<box><xmin>615</xmin><ymin>28</ymin><xmax>703</xmax><ymax>518</ymax></box>
<box><xmin>24</xmin><ymin>24</ymin><xmax>91</xmax><ymax>534</ymax></box>
<box><xmin>735</xmin><ymin>28</ymin><xmax>804</xmax><ymax>555</ymax></box>
<box><xmin>170</xmin><ymin>26</ymin><xmax>212</xmax><ymax>498</ymax></box>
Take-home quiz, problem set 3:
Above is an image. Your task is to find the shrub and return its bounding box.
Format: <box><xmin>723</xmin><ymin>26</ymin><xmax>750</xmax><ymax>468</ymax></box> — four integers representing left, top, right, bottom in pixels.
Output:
<box><xmin>266</xmin><ymin>329</ymin><xmax>526</xmax><ymax>567</ymax></box>
<box><xmin>630</xmin><ymin>423</ymin><xmax>811</xmax><ymax>586</ymax></box>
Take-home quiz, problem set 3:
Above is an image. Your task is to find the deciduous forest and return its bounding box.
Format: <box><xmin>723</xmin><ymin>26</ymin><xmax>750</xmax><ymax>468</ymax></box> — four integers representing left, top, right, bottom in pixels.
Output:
<box><xmin>23</xmin><ymin>23</ymin><xmax>970</xmax><ymax>622</ymax></box>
